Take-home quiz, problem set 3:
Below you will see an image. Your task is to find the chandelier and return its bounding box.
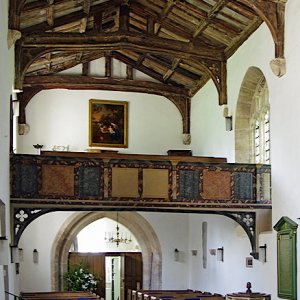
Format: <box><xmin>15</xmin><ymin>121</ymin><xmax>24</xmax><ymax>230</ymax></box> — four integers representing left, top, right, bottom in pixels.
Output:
<box><xmin>104</xmin><ymin>214</ymin><xmax>132</xmax><ymax>247</ymax></box>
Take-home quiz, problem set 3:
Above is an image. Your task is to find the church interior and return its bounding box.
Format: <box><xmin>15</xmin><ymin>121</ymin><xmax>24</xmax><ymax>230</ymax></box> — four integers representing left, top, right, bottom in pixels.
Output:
<box><xmin>1</xmin><ymin>1</ymin><xmax>300</xmax><ymax>300</ymax></box>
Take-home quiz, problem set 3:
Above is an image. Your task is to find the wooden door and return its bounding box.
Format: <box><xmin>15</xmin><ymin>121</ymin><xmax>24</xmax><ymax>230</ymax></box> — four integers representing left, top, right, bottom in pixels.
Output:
<box><xmin>68</xmin><ymin>252</ymin><xmax>142</xmax><ymax>299</ymax></box>
<box><xmin>122</xmin><ymin>253</ymin><xmax>143</xmax><ymax>300</ymax></box>
<box><xmin>68</xmin><ymin>252</ymin><xmax>106</xmax><ymax>297</ymax></box>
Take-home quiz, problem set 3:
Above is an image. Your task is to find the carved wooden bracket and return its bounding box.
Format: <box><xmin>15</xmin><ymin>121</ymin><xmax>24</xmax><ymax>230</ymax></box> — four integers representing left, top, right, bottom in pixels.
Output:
<box><xmin>199</xmin><ymin>59</ymin><xmax>227</xmax><ymax>105</ymax></box>
<box><xmin>167</xmin><ymin>95</ymin><xmax>191</xmax><ymax>134</ymax></box>
<box><xmin>242</xmin><ymin>0</ymin><xmax>287</xmax><ymax>66</ymax></box>
<box><xmin>18</xmin><ymin>86</ymin><xmax>43</xmax><ymax>124</ymax></box>
<box><xmin>15</xmin><ymin>45</ymin><xmax>50</xmax><ymax>89</ymax></box>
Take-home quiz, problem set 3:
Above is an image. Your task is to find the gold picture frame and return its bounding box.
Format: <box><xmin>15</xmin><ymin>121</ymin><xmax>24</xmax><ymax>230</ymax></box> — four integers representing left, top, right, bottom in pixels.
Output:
<box><xmin>89</xmin><ymin>99</ymin><xmax>128</xmax><ymax>148</ymax></box>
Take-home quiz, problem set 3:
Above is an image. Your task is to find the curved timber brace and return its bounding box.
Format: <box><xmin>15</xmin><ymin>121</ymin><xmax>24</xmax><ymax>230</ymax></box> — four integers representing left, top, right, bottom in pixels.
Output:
<box><xmin>18</xmin><ymin>86</ymin><xmax>43</xmax><ymax>125</ymax></box>
<box><xmin>224</xmin><ymin>211</ymin><xmax>259</xmax><ymax>259</ymax></box>
<box><xmin>167</xmin><ymin>95</ymin><xmax>191</xmax><ymax>144</ymax></box>
<box><xmin>11</xmin><ymin>206</ymin><xmax>54</xmax><ymax>246</ymax></box>
<box><xmin>242</xmin><ymin>0</ymin><xmax>287</xmax><ymax>77</ymax></box>
<box><xmin>15</xmin><ymin>46</ymin><xmax>50</xmax><ymax>90</ymax></box>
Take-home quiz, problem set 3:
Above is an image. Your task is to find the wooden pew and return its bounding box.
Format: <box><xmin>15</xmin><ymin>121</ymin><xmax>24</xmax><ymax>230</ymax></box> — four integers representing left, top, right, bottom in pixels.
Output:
<box><xmin>21</xmin><ymin>291</ymin><xmax>99</xmax><ymax>300</ymax></box>
<box><xmin>130</xmin><ymin>289</ymin><xmax>224</xmax><ymax>300</ymax></box>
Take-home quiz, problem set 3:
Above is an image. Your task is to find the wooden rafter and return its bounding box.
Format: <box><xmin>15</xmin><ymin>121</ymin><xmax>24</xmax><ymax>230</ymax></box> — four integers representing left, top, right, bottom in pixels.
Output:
<box><xmin>20</xmin><ymin>1</ymin><xmax>118</xmax><ymax>34</ymax></box>
<box><xmin>46</xmin><ymin>0</ymin><xmax>54</xmax><ymax>27</ymax></box>
<box><xmin>26</xmin><ymin>51</ymin><xmax>104</xmax><ymax>76</ymax></box>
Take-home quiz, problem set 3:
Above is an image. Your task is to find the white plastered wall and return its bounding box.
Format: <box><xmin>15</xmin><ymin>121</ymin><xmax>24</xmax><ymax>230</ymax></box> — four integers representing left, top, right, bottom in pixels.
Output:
<box><xmin>17</xmin><ymin>89</ymin><xmax>189</xmax><ymax>155</ymax></box>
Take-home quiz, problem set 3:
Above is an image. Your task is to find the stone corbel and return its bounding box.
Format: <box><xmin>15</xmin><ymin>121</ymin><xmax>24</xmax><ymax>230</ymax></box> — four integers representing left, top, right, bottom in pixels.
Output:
<box><xmin>7</xmin><ymin>29</ymin><xmax>21</xmax><ymax>49</ymax></box>
<box><xmin>182</xmin><ymin>134</ymin><xmax>191</xmax><ymax>145</ymax></box>
<box><xmin>270</xmin><ymin>57</ymin><xmax>286</xmax><ymax>77</ymax></box>
<box><xmin>18</xmin><ymin>123</ymin><xmax>30</xmax><ymax>135</ymax></box>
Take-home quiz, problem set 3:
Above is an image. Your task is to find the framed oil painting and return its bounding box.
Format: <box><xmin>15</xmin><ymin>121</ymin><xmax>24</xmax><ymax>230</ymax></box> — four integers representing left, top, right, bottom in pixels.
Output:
<box><xmin>89</xmin><ymin>99</ymin><xmax>128</xmax><ymax>148</ymax></box>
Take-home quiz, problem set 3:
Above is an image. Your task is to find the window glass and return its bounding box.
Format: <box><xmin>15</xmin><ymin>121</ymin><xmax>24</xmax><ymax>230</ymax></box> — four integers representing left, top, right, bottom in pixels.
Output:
<box><xmin>250</xmin><ymin>79</ymin><xmax>270</xmax><ymax>164</ymax></box>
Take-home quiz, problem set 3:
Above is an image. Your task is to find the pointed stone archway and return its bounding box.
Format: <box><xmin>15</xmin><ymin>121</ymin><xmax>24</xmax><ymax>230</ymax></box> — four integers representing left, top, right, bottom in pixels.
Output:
<box><xmin>51</xmin><ymin>211</ymin><xmax>162</xmax><ymax>291</ymax></box>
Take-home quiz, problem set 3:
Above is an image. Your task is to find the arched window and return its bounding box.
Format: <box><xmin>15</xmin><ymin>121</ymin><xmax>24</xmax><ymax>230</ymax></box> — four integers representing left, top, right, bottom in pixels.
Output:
<box><xmin>235</xmin><ymin>67</ymin><xmax>270</xmax><ymax>164</ymax></box>
<box><xmin>249</xmin><ymin>78</ymin><xmax>270</xmax><ymax>164</ymax></box>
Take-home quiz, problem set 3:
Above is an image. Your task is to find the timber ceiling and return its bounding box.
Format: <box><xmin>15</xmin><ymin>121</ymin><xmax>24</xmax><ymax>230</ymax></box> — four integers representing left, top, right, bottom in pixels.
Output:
<box><xmin>10</xmin><ymin>0</ymin><xmax>286</xmax><ymax>133</ymax></box>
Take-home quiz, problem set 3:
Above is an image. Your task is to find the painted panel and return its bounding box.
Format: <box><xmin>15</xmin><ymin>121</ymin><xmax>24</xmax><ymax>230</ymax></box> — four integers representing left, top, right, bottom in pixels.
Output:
<box><xmin>143</xmin><ymin>169</ymin><xmax>169</xmax><ymax>199</ymax></box>
<box><xmin>179</xmin><ymin>170</ymin><xmax>200</xmax><ymax>200</ymax></box>
<box><xmin>201</xmin><ymin>170</ymin><xmax>231</xmax><ymax>200</ymax></box>
<box><xmin>111</xmin><ymin>168</ymin><xmax>139</xmax><ymax>197</ymax></box>
<box><xmin>78</xmin><ymin>166</ymin><xmax>101</xmax><ymax>197</ymax></box>
<box><xmin>14</xmin><ymin>164</ymin><xmax>38</xmax><ymax>197</ymax></box>
<box><xmin>40</xmin><ymin>165</ymin><xmax>75</xmax><ymax>196</ymax></box>
<box><xmin>234</xmin><ymin>172</ymin><xmax>253</xmax><ymax>200</ymax></box>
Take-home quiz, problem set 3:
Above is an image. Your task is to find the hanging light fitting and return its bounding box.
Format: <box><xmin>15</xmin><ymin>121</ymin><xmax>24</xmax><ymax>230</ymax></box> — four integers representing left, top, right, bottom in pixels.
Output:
<box><xmin>104</xmin><ymin>213</ymin><xmax>132</xmax><ymax>247</ymax></box>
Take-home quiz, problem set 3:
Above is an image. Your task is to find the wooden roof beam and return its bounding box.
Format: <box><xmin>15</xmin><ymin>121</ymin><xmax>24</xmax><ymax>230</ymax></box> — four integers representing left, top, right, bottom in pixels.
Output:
<box><xmin>27</xmin><ymin>51</ymin><xmax>104</xmax><ymax>76</ymax></box>
<box><xmin>79</xmin><ymin>17</ymin><xmax>88</xmax><ymax>33</ymax></box>
<box><xmin>163</xmin><ymin>58</ymin><xmax>181</xmax><ymax>82</ymax></box>
<box><xmin>160</xmin><ymin>0</ymin><xmax>176</xmax><ymax>21</ymax></box>
<box><xmin>15</xmin><ymin>31</ymin><xmax>224</xmax><ymax>88</ymax></box>
<box><xmin>126</xmin><ymin>65</ymin><xmax>133</xmax><ymax>80</ymax></box>
<box><xmin>119</xmin><ymin>1</ymin><xmax>130</xmax><ymax>31</ymax></box>
<box><xmin>20</xmin><ymin>2</ymin><xmax>117</xmax><ymax>34</ymax></box>
<box><xmin>82</xmin><ymin>62</ymin><xmax>89</xmax><ymax>76</ymax></box>
<box><xmin>20</xmin><ymin>75</ymin><xmax>189</xmax><ymax>126</ymax></box>
<box><xmin>192</xmin><ymin>0</ymin><xmax>229</xmax><ymax>39</ymax></box>
<box><xmin>83</xmin><ymin>0</ymin><xmax>91</xmax><ymax>14</ymax></box>
<box><xmin>112</xmin><ymin>51</ymin><xmax>165</xmax><ymax>83</ymax></box>
<box><xmin>45</xmin><ymin>53</ymin><xmax>52</xmax><ymax>72</ymax></box>
<box><xmin>23</xmin><ymin>75</ymin><xmax>189</xmax><ymax>98</ymax></box>
<box><xmin>105</xmin><ymin>54</ymin><xmax>112</xmax><ymax>77</ymax></box>
<box><xmin>46</xmin><ymin>0</ymin><xmax>54</xmax><ymax>27</ymax></box>
<box><xmin>19</xmin><ymin>32</ymin><xmax>225</xmax><ymax>60</ymax></box>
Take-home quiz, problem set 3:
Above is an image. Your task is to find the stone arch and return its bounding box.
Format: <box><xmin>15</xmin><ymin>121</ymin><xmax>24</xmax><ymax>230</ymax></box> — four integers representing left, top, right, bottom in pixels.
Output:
<box><xmin>235</xmin><ymin>67</ymin><xmax>268</xmax><ymax>163</ymax></box>
<box><xmin>51</xmin><ymin>211</ymin><xmax>162</xmax><ymax>291</ymax></box>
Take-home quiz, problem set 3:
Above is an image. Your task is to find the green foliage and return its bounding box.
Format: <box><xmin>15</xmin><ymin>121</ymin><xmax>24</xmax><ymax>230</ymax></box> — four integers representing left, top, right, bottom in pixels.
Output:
<box><xmin>64</xmin><ymin>262</ymin><xmax>99</xmax><ymax>292</ymax></box>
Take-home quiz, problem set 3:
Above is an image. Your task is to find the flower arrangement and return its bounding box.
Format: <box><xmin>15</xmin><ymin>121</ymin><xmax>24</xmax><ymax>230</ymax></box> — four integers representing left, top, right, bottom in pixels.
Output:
<box><xmin>64</xmin><ymin>262</ymin><xmax>99</xmax><ymax>292</ymax></box>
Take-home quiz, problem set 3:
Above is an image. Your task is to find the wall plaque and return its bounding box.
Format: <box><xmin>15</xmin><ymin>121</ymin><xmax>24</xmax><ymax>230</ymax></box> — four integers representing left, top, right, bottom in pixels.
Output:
<box><xmin>274</xmin><ymin>216</ymin><xmax>298</xmax><ymax>299</ymax></box>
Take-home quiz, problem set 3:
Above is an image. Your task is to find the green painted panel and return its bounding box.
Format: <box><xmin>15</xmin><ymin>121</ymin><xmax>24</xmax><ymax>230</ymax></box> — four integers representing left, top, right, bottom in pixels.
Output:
<box><xmin>274</xmin><ymin>217</ymin><xmax>298</xmax><ymax>300</ymax></box>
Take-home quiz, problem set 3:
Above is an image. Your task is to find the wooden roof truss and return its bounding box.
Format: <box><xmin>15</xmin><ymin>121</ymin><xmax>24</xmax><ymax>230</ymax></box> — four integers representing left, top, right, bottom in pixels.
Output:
<box><xmin>9</xmin><ymin>0</ymin><xmax>287</xmax><ymax>135</ymax></box>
